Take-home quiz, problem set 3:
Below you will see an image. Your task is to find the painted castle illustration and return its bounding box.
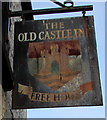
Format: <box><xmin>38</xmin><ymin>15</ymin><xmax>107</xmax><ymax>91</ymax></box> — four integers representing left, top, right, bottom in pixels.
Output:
<box><xmin>34</xmin><ymin>44</ymin><xmax>80</xmax><ymax>90</ymax></box>
<box><xmin>38</xmin><ymin>44</ymin><xmax>71</xmax><ymax>75</ymax></box>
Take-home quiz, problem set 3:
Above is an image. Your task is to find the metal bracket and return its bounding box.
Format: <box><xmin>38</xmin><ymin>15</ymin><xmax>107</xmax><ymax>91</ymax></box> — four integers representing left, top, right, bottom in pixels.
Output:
<box><xmin>9</xmin><ymin>5</ymin><xmax>93</xmax><ymax>17</ymax></box>
<box><xmin>50</xmin><ymin>0</ymin><xmax>74</xmax><ymax>8</ymax></box>
<box><xmin>50</xmin><ymin>0</ymin><xmax>88</xmax><ymax>16</ymax></box>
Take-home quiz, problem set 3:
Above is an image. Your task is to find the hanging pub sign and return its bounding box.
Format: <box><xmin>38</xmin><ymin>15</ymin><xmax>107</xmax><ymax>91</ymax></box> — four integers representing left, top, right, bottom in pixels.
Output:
<box><xmin>12</xmin><ymin>16</ymin><xmax>103</xmax><ymax>109</ymax></box>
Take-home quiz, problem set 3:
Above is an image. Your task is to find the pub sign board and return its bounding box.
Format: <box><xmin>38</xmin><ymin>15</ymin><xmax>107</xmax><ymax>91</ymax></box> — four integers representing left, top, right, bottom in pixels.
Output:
<box><xmin>12</xmin><ymin>16</ymin><xmax>103</xmax><ymax>109</ymax></box>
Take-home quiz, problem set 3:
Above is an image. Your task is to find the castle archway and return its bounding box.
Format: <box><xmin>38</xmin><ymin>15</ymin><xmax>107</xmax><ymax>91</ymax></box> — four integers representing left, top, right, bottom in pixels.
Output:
<box><xmin>51</xmin><ymin>60</ymin><xmax>60</xmax><ymax>74</ymax></box>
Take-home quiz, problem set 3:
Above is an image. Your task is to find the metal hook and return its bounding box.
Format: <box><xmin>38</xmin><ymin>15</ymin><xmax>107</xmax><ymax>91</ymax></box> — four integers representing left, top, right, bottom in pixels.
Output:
<box><xmin>82</xmin><ymin>10</ymin><xmax>86</xmax><ymax>17</ymax></box>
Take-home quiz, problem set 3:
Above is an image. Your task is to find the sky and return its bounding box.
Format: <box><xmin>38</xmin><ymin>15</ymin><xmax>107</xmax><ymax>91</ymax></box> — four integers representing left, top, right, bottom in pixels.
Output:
<box><xmin>27</xmin><ymin>0</ymin><xmax>105</xmax><ymax>118</ymax></box>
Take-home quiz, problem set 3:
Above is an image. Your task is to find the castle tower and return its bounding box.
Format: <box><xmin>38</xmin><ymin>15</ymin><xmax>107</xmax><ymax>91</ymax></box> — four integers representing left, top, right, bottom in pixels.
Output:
<box><xmin>38</xmin><ymin>49</ymin><xmax>52</xmax><ymax>75</ymax></box>
<box><xmin>51</xmin><ymin>44</ymin><xmax>59</xmax><ymax>56</ymax></box>
<box><xmin>60</xmin><ymin>47</ymin><xmax>72</xmax><ymax>74</ymax></box>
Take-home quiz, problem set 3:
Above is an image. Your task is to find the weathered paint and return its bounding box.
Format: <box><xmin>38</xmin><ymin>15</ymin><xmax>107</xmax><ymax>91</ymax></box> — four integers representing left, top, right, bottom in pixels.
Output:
<box><xmin>12</xmin><ymin>16</ymin><xmax>102</xmax><ymax>109</ymax></box>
